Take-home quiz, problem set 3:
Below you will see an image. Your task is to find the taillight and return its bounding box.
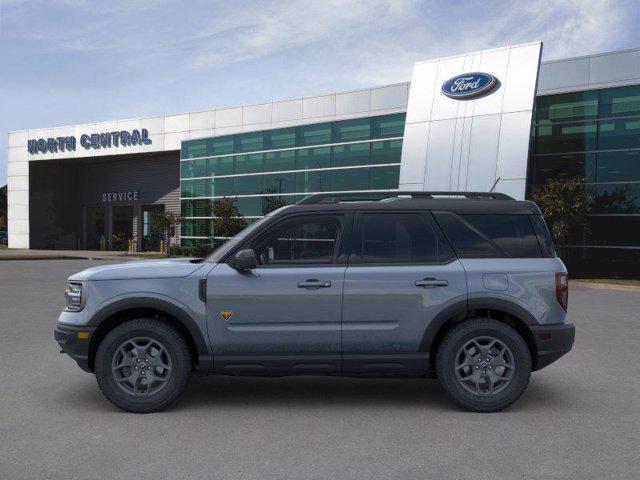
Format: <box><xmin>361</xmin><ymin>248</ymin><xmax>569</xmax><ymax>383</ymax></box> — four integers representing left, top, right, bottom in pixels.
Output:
<box><xmin>555</xmin><ymin>272</ymin><xmax>568</xmax><ymax>310</ymax></box>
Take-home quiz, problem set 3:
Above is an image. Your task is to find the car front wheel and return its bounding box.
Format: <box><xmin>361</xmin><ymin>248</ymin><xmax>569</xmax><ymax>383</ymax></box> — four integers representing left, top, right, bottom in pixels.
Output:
<box><xmin>436</xmin><ymin>318</ymin><xmax>531</xmax><ymax>412</ymax></box>
<box><xmin>94</xmin><ymin>318</ymin><xmax>192</xmax><ymax>413</ymax></box>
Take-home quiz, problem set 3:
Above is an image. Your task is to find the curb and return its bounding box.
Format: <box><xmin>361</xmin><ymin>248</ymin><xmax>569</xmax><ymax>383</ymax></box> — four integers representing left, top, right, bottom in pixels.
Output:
<box><xmin>0</xmin><ymin>255</ymin><xmax>137</xmax><ymax>262</ymax></box>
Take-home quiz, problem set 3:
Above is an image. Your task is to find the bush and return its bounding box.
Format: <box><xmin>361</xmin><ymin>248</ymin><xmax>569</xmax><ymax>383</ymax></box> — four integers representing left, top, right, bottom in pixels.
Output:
<box><xmin>533</xmin><ymin>177</ymin><xmax>588</xmax><ymax>254</ymax></box>
<box><xmin>168</xmin><ymin>244</ymin><xmax>214</xmax><ymax>258</ymax></box>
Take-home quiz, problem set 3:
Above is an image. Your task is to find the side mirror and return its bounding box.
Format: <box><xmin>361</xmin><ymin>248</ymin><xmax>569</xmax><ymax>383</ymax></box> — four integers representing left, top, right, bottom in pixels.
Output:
<box><xmin>230</xmin><ymin>249</ymin><xmax>258</xmax><ymax>270</ymax></box>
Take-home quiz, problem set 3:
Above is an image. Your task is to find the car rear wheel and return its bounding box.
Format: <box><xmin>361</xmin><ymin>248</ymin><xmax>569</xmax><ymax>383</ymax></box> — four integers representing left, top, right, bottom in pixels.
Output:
<box><xmin>94</xmin><ymin>318</ymin><xmax>191</xmax><ymax>413</ymax></box>
<box><xmin>436</xmin><ymin>318</ymin><xmax>531</xmax><ymax>412</ymax></box>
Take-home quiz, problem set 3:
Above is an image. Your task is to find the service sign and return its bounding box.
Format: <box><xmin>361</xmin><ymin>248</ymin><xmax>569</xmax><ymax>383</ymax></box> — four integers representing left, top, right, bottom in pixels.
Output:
<box><xmin>441</xmin><ymin>72</ymin><xmax>497</xmax><ymax>99</ymax></box>
<box><xmin>27</xmin><ymin>129</ymin><xmax>152</xmax><ymax>155</ymax></box>
<box><xmin>102</xmin><ymin>191</ymin><xmax>139</xmax><ymax>203</ymax></box>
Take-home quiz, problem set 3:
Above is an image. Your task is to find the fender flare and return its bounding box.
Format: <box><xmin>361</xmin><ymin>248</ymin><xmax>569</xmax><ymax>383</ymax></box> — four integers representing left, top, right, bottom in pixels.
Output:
<box><xmin>87</xmin><ymin>296</ymin><xmax>210</xmax><ymax>359</ymax></box>
<box><xmin>419</xmin><ymin>299</ymin><xmax>468</xmax><ymax>353</ymax></box>
<box><xmin>467</xmin><ymin>297</ymin><xmax>539</xmax><ymax>326</ymax></box>
<box><xmin>419</xmin><ymin>297</ymin><xmax>538</xmax><ymax>354</ymax></box>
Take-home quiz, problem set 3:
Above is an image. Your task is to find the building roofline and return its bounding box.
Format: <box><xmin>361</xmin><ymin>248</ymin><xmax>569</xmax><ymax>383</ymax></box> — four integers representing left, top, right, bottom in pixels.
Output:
<box><xmin>7</xmin><ymin>81</ymin><xmax>410</xmax><ymax>135</ymax></box>
<box><xmin>541</xmin><ymin>46</ymin><xmax>640</xmax><ymax>65</ymax></box>
<box><xmin>10</xmin><ymin>44</ymin><xmax>640</xmax><ymax>135</ymax></box>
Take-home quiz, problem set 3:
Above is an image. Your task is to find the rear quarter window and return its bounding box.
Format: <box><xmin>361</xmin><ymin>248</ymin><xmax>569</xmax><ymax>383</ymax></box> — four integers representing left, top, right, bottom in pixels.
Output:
<box><xmin>433</xmin><ymin>212</ymin><xmax>500</xmax><ymax>258</ymax></box>
<box><xmin>434</xmin><ymin>212</ymin><xmax>544</xmax><ymax>258</ymax></box>
<box><xmin>530</xmin><ymin>215</ymin><xmax>557</xmax><ymax>257</ymax></box>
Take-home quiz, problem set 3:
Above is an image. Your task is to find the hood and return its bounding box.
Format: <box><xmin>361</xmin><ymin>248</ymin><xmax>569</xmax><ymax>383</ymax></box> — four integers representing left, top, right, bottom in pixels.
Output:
<box><xmin>69</xmin><ymin>258</ymin><xmax>203</xmax><ymax>281</ymax></box>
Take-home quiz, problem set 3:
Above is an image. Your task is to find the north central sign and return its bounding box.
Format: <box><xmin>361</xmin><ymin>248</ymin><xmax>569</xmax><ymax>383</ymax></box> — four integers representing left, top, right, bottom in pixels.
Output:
<box><xmin>27</xmin><ymin>128</ymin><xmax>152</xmax><ymax>155</ymax></box>
<box><xmin>441</xmin><ymin>72</ymin><xmax>497</xmax><ymax>99</ymax></box>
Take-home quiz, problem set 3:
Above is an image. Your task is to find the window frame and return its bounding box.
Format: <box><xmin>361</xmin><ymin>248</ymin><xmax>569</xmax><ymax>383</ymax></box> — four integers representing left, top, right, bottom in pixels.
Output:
<box><xmin>347</xmin><ymin>211</ymin><xmax>457</xmax><ymax>267</ymax></box>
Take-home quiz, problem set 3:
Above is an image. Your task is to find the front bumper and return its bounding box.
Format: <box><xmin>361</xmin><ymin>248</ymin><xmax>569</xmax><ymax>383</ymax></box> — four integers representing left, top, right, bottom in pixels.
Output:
<box><xmin>530</xmin><ymin>322</ymin><xmax>575</xmax><ymax>371</ymax></box>
<box><xmin>54</xmin><ymin>323</ymin><xmax>96</xmax><ymax>373</ymax></box>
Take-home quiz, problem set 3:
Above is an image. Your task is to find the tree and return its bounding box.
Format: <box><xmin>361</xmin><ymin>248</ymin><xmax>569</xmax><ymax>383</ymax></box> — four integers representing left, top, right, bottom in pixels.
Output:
<box><xmin>263</xmin><ymin>196</ymin><xmax>288</xmax><ymax>215</ymax></box>
<box><xmin>590</xmin><ymin>185</ymin><xmax>635</xmax><ymax>214</ymax></box>
<box><xmin>213</xmin><ymin>198</ymin><xmax>247</xmax><ymax>245</ymax></box>
<box><xmin>151</xmin><ymin>210</ymin><xmax>183</xmax><ymax>254</ymax></box>
<box><xmin>533</xmin><ymin>177</ymin><xmax>589</xmax><ymax>256</ymax></box>
<box><xmin>262</xmin><ymin>187</ymin><xmax>288</xmax><ymax>215</ymax></box>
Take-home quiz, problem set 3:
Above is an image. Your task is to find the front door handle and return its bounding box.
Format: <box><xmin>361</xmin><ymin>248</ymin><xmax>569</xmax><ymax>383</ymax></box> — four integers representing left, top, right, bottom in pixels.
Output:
<box><xmin>297</xmin><ymin>279</ymin><xmax>331</xmax><ymax>289</ymax></box>
<box><xmin>415</xmin><ymin>278</ymin><xmax>448</xmax><ymax>288</ymax></box>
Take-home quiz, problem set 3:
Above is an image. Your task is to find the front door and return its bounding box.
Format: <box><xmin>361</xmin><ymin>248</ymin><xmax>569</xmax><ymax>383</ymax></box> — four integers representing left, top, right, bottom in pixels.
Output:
<box><xmin>207</xmin><ymin>213</ymin><xmax>348</xmax><ymax>374</ymax></box>
<box><xmin>341</xmin><ymin>212</ymin><xmax>467</xmax><ymax>374</ymax></box>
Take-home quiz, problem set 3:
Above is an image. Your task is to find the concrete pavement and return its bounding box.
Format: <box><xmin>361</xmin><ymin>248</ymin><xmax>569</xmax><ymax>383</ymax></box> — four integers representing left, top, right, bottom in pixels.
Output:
<box><xmin>0</xmin><ymin>259</ymin><xmax>639</xmax><ymax>479</ymax></box>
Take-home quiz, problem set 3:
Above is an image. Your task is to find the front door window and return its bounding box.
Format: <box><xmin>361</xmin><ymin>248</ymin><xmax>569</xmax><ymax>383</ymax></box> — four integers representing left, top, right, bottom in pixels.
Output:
<box><xmin>252</xmin><ymin>217</ymin><xmax>340</xmax><ymax>265</ymax></box>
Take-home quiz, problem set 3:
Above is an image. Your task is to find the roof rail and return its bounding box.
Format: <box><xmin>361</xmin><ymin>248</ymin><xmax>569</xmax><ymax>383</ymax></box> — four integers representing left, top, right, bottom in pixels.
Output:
<box><xmin>297</xmin><ymin>191</ymin><xmax>513</xmax><ymax>205</ymax></box>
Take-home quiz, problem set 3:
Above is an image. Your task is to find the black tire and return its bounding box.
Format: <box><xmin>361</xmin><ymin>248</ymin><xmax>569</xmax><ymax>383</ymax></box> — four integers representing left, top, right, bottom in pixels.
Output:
<box><xmin>94</xmin><ymin>318</ymin><xmax>192</xmax><ymax>413</ymax></box>
<box><xmin>436</xmin><ymin>318</ymin><xmax>531</xmax><ymax>412</ymax></box>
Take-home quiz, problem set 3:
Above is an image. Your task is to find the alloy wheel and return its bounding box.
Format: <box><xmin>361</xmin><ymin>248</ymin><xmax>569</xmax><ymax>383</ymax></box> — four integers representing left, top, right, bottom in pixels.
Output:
<box><xmin>454</xmin><ymin>336</ymin><xmax>515</xmax><ymax>396</ymax></box>
<box><xmin>111</xmin><ymin>337</ymin><xmax>172</xmax><ymax>396</ymax></box>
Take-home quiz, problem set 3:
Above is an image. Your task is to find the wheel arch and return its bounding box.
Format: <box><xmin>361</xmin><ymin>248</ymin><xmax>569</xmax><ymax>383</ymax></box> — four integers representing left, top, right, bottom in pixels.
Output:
<box><xmin>86</xmin><ymin>297</ymin><xmax>212</xmax><ymax>373</ymax></box>
<box><xmin>421</xmin><ymin>298</ymin><xmax>539</xmax><ymax>372</ymax></box>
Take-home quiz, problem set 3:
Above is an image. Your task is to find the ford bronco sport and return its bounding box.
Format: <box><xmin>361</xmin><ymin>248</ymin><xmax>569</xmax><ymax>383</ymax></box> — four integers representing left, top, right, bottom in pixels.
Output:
<box><xmin>55</xmin><ymin>191</ymin><xmax>574</xmax><ymax>413</ymax></box>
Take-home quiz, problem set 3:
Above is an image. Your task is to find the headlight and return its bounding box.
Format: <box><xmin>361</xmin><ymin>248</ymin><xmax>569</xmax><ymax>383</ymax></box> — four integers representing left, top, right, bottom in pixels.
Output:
<box><xmin>64</xmin><ymin>282</ymin><xmax>84</xmax><ymax>311</ymax></box>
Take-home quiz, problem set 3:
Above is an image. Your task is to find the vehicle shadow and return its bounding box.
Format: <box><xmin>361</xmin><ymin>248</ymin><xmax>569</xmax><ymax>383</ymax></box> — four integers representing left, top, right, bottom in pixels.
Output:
<box><xmin>56</xmin><ymin>372</ymin><xmax>573</xmax><ymax>414</ymax></box>
<box><xmin>177</xmin><ymin>375</ymin><xmax>453</xmax><ymax>411</ymax></box>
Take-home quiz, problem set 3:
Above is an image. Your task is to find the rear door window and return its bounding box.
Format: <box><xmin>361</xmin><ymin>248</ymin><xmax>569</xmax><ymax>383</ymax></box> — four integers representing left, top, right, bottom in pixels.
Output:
<box><xmin>354</xmin><ymin>212</ymin><xmax>454</xmax><ymax>264</ymax></box>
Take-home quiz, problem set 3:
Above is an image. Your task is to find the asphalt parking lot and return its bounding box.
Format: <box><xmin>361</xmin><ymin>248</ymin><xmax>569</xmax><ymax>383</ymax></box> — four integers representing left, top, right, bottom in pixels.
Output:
<box><xmin>1</xmin><ymin>259</ymin><xmax>639</xmax><ymax>480</ymax></box>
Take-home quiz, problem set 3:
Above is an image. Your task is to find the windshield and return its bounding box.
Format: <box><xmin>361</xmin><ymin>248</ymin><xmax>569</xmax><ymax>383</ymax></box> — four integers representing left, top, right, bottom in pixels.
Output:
<box><xmin>204</xmin><ymin>206</ymin><xmax>289</xmax><ymax>263</ymax></box>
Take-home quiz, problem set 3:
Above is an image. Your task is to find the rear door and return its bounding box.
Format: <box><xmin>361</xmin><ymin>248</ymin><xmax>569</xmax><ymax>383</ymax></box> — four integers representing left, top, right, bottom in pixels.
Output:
<box><xmin>341</xmin><ymin>211</ymin><xmax>467</xmax><ymax>374</ymax></box>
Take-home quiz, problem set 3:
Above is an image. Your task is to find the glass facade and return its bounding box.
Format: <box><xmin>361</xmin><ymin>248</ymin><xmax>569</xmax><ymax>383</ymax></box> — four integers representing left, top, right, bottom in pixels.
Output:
<box><xmin>180</xmin><ymin>113</ymin><xmax>405</xmax><ymax>246</ymax></box>
<box><xmin>528</xmin><ymin>84</ymin><xmax>640</xmax><ymax>276</ymax></box>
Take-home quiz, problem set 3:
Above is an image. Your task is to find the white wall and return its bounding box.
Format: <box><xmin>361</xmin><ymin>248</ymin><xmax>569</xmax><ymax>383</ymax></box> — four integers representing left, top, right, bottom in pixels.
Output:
<box><xmin>399</xmin><ymin>43</ymin><xmax>542</xmax><ymax>199</ymax></box>
<box><xmin>538</xmin><ymin>47</ymin><xmax>640</xmax><ymax>95</ymax></box>
<box><xmin>7</xmin><ymin>84</ymin><xmax>408</xmax><ymax>248</ymax></box>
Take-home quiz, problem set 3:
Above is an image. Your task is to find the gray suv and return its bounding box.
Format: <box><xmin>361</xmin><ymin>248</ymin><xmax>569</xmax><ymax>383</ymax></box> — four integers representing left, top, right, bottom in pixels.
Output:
<box><xmin>55</xmin><ymin>191</ymin><xmax>574</xmax><ymax>413</ymax></box>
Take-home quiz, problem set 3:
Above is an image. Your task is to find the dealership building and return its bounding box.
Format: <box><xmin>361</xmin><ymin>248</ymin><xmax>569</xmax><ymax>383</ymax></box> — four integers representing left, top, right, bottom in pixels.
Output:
<box><xmin>6</xmin><ymin>42</ymin><xmax>640</xmax><ymax>275</ymax></box>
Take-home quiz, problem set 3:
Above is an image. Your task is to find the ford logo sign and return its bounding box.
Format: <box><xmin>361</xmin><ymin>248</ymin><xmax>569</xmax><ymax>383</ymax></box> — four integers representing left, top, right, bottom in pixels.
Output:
<box><xmin>441</xmin><ymin>72</ymin><xmax>497</xmax><ymax>99</ymax></box>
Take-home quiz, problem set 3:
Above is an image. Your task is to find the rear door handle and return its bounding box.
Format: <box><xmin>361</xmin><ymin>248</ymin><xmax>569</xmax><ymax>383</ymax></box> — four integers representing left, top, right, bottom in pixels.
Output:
<box><xmin>297</xmin><ymin>279</ymin><xmax>331</xmax><ymax>289</ymax></box>
<box><xmin>415</xmin><ymin>278</ymin><xmax>448</xmax><ymax>288</ymax></box>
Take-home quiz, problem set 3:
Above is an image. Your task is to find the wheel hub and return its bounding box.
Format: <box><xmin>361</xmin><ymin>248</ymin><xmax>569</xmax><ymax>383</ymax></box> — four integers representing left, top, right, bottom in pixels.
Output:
<box><xmin>111</xmin><ymin>336</ymin><xmax>172</xmax><ymax>396</ymax></box>
<box><xmin>454</xmin><ymin>336</ymin><xmax>515</xmax><ymax>396</ymax></box>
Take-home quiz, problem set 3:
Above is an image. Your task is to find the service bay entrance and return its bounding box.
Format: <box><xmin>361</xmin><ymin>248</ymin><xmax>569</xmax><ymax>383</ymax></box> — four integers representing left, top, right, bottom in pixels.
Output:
<box><xmin>83</xmin><ymin>204</ymin><xmax>164</xmax><ymax>252</ymax></box>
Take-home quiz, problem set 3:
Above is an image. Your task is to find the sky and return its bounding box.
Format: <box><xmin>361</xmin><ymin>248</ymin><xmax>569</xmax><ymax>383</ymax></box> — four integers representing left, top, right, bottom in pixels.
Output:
<box><xmin>1</xmin><ymin>0</ymin><xmax>639</xmax><ymax>186</ymax></box>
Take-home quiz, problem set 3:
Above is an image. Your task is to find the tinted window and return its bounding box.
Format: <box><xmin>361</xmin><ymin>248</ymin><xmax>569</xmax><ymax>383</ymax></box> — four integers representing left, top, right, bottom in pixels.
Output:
<box><xmin>357</xmin><ymin>213</ymin><xmax>453</xmax><ymax>264</ymax></box>
<box><xmin>530</xmin><ymin>215</ymin><xmax>557</xmax><ymax>257</ymax></box>
<box><xmin>433</xmin><ymin>212</ymin><xmax>500</xmax><ymax>258</ymax></box>
<box><xmin>253</xmin><ymin>217</ymin><xmax>340</xmax><ymax>265</ymax></box>
<box><xmin>462</xmin><ymin>215</ymin><xmax>542</xmax><ymax>257</ymax></box>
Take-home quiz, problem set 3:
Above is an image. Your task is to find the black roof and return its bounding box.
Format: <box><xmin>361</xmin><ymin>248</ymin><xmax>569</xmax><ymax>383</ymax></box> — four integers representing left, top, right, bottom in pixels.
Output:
<box><xmin>276</xmin><ymin>191</ymin><xmax>541</xmax><ymax>216</ymax></box>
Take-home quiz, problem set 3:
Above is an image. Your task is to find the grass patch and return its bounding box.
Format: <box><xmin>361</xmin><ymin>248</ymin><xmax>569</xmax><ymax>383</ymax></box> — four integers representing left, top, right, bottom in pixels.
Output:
<box><xmin>121</xmin><ymin>253</ymin><xmax>169</xmax><ymax>259</ymax></box>
<box><xmin>574</xmin><ymin>278</ymin><xmax>640</xmax><ymax>287</ymax></box>
<box><xmin>120</xmin><ymin>253</ymin><xmax>191</xmax><ymax>259</ymax></box>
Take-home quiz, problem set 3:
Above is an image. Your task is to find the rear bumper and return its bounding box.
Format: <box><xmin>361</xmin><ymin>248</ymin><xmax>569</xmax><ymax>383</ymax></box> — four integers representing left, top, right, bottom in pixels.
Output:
<box><xmin>54</xmin><ymin>323</ymin><xmax>96</xmax><ymax>373</ymax></box>
<box><xmin>530</xmin><ymin>322</ymin><xmax>575</xmax><ymax>371</ymax></box>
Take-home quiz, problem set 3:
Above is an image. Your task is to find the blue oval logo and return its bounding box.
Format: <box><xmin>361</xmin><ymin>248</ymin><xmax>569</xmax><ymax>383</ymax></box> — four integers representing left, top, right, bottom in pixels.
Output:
<box><xmin>441</xmin><ymin>72</ymin><xmax>497</xmax><ymax>99</ymax></box>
